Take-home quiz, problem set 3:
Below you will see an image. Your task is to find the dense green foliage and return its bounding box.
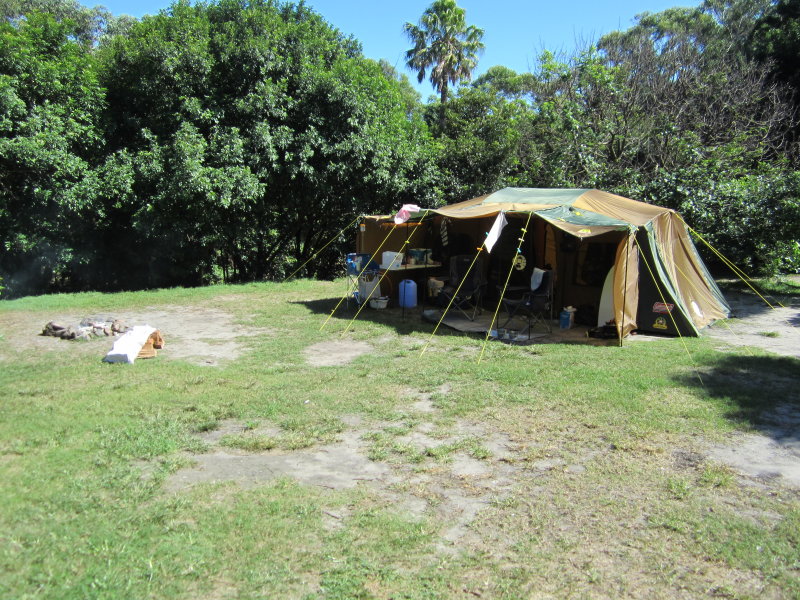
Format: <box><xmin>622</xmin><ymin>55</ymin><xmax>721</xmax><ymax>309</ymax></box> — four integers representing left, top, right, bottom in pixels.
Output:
<box><xmin>0</xmin><ymin>11</ymin><xmax>106</xmax><ymax>293</ymax></box>
<box><xmin>0</xmin><ymin>0</ymin><xmax>798</xmax><ymax>297</ymax></box>
<box><xmin>751</xmin><ymin>0</ymin><xmax>800</xmax><ymax>101</ymax></box>
<box><xmin>1</xmin><ymin>0</ymin><xmax>438</xmax><ymax>295</ymax></box>
<box><xmin>95</xmin><ymin>0</ymin><xmax>438</xmax><ymax>289</ymax></box>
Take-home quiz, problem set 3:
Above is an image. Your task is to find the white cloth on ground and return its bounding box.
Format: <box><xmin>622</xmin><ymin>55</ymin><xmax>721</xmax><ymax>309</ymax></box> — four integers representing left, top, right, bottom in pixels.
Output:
<box><xmin>103</xmin><ymin>325</ymin><xmax>156</xmax><ymax>364</ymax></box>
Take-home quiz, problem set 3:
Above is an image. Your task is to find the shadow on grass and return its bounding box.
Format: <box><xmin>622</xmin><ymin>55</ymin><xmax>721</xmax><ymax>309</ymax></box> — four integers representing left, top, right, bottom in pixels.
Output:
<box><xmin>676</xmin><ymin>352</ymin><xmax>800</xmax><ymax>441</ymax></box>
<box><xmin>293</xmin><ymin>298</ymin><xmax>621</xmax><ymax>348</ymax></box>
<box><xmin>291</xmin><ymin>298</ymin><xmax>469</xmax><ymax>337</ymax></box>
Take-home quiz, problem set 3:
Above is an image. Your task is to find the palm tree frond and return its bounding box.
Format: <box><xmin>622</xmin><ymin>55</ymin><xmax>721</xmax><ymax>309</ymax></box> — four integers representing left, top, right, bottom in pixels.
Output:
<box><xmin>404</xmin><ymin>0</ymin><xmax>484</xmax><ymax>102</ymax></box>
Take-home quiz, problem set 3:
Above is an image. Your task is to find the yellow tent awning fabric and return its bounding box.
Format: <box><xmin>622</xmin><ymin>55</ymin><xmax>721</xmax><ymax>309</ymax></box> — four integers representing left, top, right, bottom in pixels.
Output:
<box><xmin>359</xmin><ymin>188</ymin><xmax>731</xmax><ymax>339</ymax></box>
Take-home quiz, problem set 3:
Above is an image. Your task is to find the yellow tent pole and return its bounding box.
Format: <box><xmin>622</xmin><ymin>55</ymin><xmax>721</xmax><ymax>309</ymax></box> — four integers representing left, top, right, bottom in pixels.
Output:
<box><xmin>340</xmin><ymin>210</ymin><xmax>430</xmax><ymax>337</ymax></box>
<box><xmin>676</xmin><ymin>214</ymin><xmax>785</xmax><ymax>310</ymax></box>
<box><xmin>634</xmin><ymin>236</ymin><xmax>704</xmax><ymax>387</ymax></box>
<box><xmin>478</xmin><ymin>212</ymin><xmax>532</xmax><ymax>364</ymax></box>
<box><xmin>320</xmin><ymin>221</ymin><xmax>398</xmax><ymax>332</ymax></box>
<box><xmin>421</xmin><ymin>244</ymin><xmax>486</xmax><ymax>357</ymax></box>
<box><xmin>283</xmin><ymin>214</ymin><xmax>362</xmax><ymax>283</ymax></box>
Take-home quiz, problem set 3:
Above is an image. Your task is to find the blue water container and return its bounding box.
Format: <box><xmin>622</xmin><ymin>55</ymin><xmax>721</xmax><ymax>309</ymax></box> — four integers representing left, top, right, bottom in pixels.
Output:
<box><xmin>399</xmin><ymin>279</ymin><xmax>417</xmax><ymax>308</ymax></box>
<box><xmin>559</xmin><ymin>310</ymin><xmax>571</xmax><ymax>329</ymax></box>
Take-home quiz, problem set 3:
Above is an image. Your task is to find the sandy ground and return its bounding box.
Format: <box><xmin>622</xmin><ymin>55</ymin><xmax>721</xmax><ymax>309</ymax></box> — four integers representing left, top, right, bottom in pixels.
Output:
<box><xmin>706</xmin><ymin>401</ymin><xmax>800</xmax><ymax>488</ymax></box>
<box><xmin>0</xmin><ymin>305</ymin><xmax>272</xmax><ymax>366</ymax></box>
<box><xmin>703</xmin><ymin>292</ymin><xmax>800</xmax><ymax>359</ymax></box>
<box><xmin>690</xmin><ymin>291</ymin><xmax>800</xmax><ymax>488</ymax></box>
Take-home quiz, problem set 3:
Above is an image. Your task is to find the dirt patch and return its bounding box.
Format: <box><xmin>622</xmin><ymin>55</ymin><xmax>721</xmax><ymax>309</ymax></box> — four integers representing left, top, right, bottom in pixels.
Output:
<box><xmin>706</xmin><ymin>402</ymin><xmax>800</xmax><ymax>488</ymax></box>
<box><xmin>123</xmin><ymin>307</ymin><xmax>272</xmax><ymax>366</ymax></box>
<box><xmin>163</xmin><ymin>385</ymin><xmax>562</xmax><ymax>550</ymax></box>
<box><xmin>704</xmin><ymin>292</ymin><xmax>800</xmax><ymax>359</ymax></box>
<box><xmin>164</xmin><ymin>383</ymin><xmax>507</xmax><ymax>540</ymax></box>
<box><xmin>165</xmin><ymin>429</ymin><xmax>400</xmax><ymax>492</ymax></box>
<box><xmin>708</xmin><ymin>433</ymin><xmax>800</xmax><ymax>487</ymax></box>
<box><xmin>303</xmin><ymin>340</ymin><xmax>371</xmax><ymax>366</ymax></box>
<box><xmin>0</xmin><ymin>305</ymin><xmax>272</xmax><ymax>366</ymax></box>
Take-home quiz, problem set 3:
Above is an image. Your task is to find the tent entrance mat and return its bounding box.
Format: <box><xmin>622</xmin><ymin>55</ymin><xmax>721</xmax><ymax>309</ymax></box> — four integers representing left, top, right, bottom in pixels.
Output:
<box><xmin>422</xmin><ymin>309</ymin><xmax>548</xmax><ymax>341</ymax></box>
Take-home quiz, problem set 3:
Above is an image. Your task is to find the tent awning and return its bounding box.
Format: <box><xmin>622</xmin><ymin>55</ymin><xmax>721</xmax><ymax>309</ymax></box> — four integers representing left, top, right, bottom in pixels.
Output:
<box><xmin>429</xmin><ymin>187</ymin><xmax>669</xmax><ymax>226</ymax></box>
<box><xmin>532</xmin><ymin>206</ymin><xmax>632</xmax><ymax>238</ymax></box>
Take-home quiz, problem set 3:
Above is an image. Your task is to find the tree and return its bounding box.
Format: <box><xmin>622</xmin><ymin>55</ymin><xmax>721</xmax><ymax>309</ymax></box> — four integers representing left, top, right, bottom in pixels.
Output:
<box><xmin>750</xmin><ymin>0</ymin><xmax>800</xmax><ymax>107</ymax></box>
<box><xmin>99</xmin><ymin>0</ymin><xmax>439</xmax><ymax>286</ymax></box>
<box><xmin>427</xmin><ymin>85</ymin><xmax>528</xmax><ymax>199</ymax></box>
<box><xmin>589</xmin><ymin>1</ymin><xmax>800</xmax><ymax>273</ymax></box>
<box><xmin>597</xmin><ymin>1</ymin><xmax>795</xmax><ymax>167</ymax></box>
<box><xmin>403</xmin><ymin>0</ymin><xmax>484</xmax><ymax>106</ymax></box>
<box><xmin>0</xmin><ymin>0</ymin><xmax>133</xmax><ymax>45</ymax></box>
<box><xmin>472</xmin><ymin>65</ymin><xmax>535</xmax><ymax>99</ymax></box>
<box><xmin>0</xmin><ymin>11</ymin><xmax>106</xmax><ymax>295</ymax></box>
<box><xmin>377</xmin><ymin>58</ymin><xmax>421</xmax><ymax>116</ymax></box>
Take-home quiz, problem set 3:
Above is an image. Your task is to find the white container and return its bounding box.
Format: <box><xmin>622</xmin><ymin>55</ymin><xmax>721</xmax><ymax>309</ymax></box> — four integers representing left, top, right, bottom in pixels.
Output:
<box><xmin>358</xmin><ymin>272</ymin><xmax>382</xmax><ymax>303</ymax></box>
<box><xmin>369</xmin><ymin>296</ymin><xmax>389</xmax><ymax>309</ymax></box>
<box><xmin>381</xmin><ymin>251</ymin><xmax>403</xmax><ymax>270</ymax></box>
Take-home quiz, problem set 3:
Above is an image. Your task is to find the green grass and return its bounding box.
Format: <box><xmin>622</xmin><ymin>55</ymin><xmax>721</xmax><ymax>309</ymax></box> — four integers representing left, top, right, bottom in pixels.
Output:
<box><xmin>1</xmin><ymin>279</ymin><xmax>799</xmax><ymax>599</ymax></box>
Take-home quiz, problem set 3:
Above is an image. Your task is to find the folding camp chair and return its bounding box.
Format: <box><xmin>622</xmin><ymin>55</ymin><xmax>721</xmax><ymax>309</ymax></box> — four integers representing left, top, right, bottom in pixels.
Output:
<box><xmin>439</xmin><ymin>255</ymin><xmax>486</xmax><ymax>321</ymax></box>
<box><xmin>345</xmin><ymin>253</ymin><xmax>379</xmax><ymax>307</ymax></box>
<box><xmin>500</xmin><ymin>268</ymin><xmax>553</xmax><ymax>336</ymax></box>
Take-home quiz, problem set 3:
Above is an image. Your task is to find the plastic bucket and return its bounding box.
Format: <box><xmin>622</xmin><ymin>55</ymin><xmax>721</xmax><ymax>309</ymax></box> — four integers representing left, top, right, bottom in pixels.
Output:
<box><xmin>358</xmin><ymin>272</ymin><xmax>381</xmax><ymax>303</ymax></box>
<box><xmin>399</xmin><ymin>279</ymin><xmax>417</xmax><ymax>308</ymax></box>
<box><xmin>559</xmin><ymin>310</ymin><xmax>572</xmax><ymax>329</ymax></box>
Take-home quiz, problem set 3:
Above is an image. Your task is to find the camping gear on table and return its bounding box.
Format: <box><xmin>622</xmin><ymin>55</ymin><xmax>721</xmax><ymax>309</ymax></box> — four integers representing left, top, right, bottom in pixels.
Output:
<box><xmin>381</xmin><ymin>251</ymin><xmax>403</xmax><ymax>270</ymax></box>
<box><xmin>346</xmin><ymin>253</ymin><xmax>379</xmax><ymax>276</ymax></box>
<box><xmin>408</xmin><ymin>248</ymin><xmax>432</xmax><ymax>265</ymax></box>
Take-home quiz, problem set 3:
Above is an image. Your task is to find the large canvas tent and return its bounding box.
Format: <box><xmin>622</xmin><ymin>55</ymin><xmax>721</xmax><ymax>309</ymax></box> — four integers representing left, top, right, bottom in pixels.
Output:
<box><xmin>357</xmin><ymin>188</ymin><xmax>730</xmax><ymax>337</ymax></box>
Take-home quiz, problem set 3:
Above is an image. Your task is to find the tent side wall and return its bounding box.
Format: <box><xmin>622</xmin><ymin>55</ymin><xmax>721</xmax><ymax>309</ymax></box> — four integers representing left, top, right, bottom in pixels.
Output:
<box><xmin>651</xmin><ymin>212</ymin><xmax>730</xmax><ymax>328</ymax></box>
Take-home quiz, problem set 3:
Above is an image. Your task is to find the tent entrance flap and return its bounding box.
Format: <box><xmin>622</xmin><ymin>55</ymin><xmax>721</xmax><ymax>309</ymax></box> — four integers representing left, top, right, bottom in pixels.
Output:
<box><xmin>635</xmin><ymin>228</ymin><xmax>697</xmax><ymax>336</ymax></box>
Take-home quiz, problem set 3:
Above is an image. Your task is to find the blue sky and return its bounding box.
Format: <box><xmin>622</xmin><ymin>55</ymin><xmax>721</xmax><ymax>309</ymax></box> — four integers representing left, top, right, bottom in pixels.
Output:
<box><xmin>100</xmin><ymin>0</ymin><xmax>688</xmax><ymax>98</ymax></box>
